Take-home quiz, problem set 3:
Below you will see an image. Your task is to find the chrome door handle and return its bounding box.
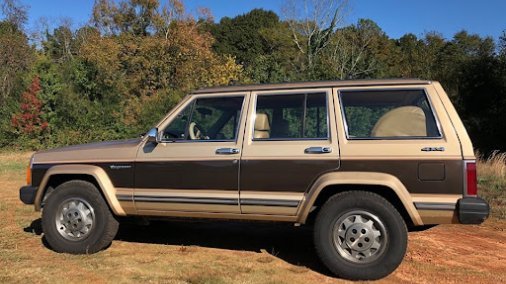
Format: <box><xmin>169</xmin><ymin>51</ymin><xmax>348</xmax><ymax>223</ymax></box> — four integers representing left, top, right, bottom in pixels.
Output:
<box><xmin>216</xmin><ymin>148</ymin><xmax>240</xmax><ymax>155</ymax></box>
<box><xmin>304</xmin><ymin>146</ymin><xmax>332</xmax><ymax>154</ymax></box>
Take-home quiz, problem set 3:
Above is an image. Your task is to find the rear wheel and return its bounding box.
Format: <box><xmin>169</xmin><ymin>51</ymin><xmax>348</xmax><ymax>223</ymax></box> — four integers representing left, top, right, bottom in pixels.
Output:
<box><xmin>41</xmin><ymin>180</ymin><xmax>119</xmax><ymax>254</ymax></box>
<box><xmin>314</xmin><ymin>191</ymin><xmax>407</xmax><ymax>280</ymax></box>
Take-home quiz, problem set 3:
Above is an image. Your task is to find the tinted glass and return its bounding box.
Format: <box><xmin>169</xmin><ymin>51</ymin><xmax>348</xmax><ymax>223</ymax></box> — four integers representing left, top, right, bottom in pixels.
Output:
<box><xmin>162</xmin><ymin>96</ymin><xmax>244</xmax><ymax>141</ymax></box>
<box><xmin>162</xmin><ymin>103</ymin><xmax>192</xmax><ymax>140</ymax></box>
<box><xmin>340</xmin><ymin>90</ymin><xmax>440</xmax><ymax>139</ymax></box>
<box><xmin>255</xmin><ymin>93</ymin><xmax>328</xmax><ymax>139</ymax></box>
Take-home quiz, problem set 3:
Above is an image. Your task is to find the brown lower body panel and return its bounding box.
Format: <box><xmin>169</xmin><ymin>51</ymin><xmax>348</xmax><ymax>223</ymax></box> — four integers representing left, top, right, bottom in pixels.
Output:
<box><xmin>340</xmin><ymin>159</ymin><xmax>464</xmax><ymax>194</ymax></box>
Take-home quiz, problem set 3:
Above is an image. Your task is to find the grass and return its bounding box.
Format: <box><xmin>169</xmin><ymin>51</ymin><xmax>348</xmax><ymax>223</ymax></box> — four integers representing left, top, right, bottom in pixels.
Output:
<box><xmin>478</xmin><ymin>151</ymin><xmax>506</xmax><ymax>219</ymax></box>
<box><xmin>0</xmin><ymin>151</ymin><xmax>505</xmax><ymax>283</ymax></box>
<box><xmin>0</xmin><ymin>151</ymin><xmax>32</xmax><ymax>174</ymax></box>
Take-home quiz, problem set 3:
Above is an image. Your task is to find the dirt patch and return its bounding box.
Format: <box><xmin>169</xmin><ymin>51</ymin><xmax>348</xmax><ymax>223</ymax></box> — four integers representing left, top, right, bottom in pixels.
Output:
<box><xmin>1</xmin><ymin>155</ymin><xmax>505</xmax><ymax>283</ymax></box>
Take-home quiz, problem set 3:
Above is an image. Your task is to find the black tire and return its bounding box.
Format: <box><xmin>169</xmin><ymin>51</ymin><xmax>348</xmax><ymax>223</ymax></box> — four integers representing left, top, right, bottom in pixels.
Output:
<box><xmin>41</xmin><ymin>180</ymin><xmax>119</xmax><ymax>254</ymax></box>
<box><xmin>314</xmin><ymin>191</ymin><xmax>407</xmax><ymax>280</ymax></box>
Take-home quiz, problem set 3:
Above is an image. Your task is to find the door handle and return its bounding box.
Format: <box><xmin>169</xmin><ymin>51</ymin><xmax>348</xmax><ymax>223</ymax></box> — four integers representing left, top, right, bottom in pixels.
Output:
<box><xmin>216</xmin><ymin>148</ymin><xmax>240</xmax><ymax>155</ymax></box>
<box><xmin>304</xmin><ymin>146</ymin><xmax>332</xmax><ymax>154</ymax></box>
<box><xmin>421</xmin><ymin>146</ymin><xmax>445</xmax><ymax>152</ymax></box>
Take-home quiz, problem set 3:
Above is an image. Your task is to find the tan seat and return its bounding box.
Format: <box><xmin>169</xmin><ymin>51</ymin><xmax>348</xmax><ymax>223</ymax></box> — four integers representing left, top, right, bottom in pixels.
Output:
<box><xmin>371</xmin><ymin>106</ymin><xmax>427</xmax><ymax>137</ymax></box>
<box><xmin>254</xmin><ymin>113</ymin><xmax>270</xmax><ymax>139</ymax></box>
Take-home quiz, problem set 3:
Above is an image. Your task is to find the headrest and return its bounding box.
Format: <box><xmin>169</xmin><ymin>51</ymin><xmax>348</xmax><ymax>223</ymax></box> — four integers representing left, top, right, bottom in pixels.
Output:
<box><xmin>255</xmin><ymin>113</ymin><xmax>270</xmax><ymax>131</ymax></box>
<box><xmin>371</xmin><ymin>106</ymin><xmax>427</xmax><ymax>137</ymax></box>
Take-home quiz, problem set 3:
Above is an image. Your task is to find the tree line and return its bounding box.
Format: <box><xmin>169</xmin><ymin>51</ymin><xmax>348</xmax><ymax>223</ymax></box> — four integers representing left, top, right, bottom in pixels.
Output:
<box><xmin>0</xmin><ymin>0</ymin><xmax>505</xmax><ymax>153</ymax></box>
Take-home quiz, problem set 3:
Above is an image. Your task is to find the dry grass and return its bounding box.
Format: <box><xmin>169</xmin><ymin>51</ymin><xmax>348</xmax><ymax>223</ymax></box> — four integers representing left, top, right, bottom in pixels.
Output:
<box><xmin>477</xmin><ymin>151</ymin><xmax>506</xmax><ymax>219</ymax></box>
<box><xmin>0</xmin><ymin>151</ymin><xmax>32</xmax><ymax>174</ymax></box>
<box><xmin>0</xmin><ymin>152</ymin><xmax>505</xmax><ymax>284</ymax></box>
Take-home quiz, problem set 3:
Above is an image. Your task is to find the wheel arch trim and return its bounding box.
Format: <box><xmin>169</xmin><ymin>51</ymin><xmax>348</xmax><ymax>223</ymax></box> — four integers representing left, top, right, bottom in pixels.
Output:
<box><xmin>34</xmin><ymin>164</ymin><xmax>126</xmax><ymax>216</ymax></box>
<box><xmin>297</xmin><ymin>171</ymin><xmax>423</xmax><ymax>226</ymax></box>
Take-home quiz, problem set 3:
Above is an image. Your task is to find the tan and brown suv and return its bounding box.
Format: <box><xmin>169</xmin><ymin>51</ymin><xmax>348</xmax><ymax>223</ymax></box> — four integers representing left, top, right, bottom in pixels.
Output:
<box><xmin>20</xmin><ymin>79</ymin><xmax>489</xmax><ymax>280</ymax></box>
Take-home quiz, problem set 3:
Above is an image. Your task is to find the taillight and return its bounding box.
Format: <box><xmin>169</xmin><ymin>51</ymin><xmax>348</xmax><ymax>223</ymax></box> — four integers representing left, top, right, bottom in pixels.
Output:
<box><xmin>465</xmin><ymin>161</ymin><xmax>477</xmax><ymax>196</ymax></box>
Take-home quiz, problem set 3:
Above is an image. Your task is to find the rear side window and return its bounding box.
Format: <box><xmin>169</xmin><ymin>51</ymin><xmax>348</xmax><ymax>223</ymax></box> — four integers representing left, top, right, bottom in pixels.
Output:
<box><xmin>339</xmin><ymin>89</ymin><xmax>441</xmax><ymax>139</ymax></box>
<box><xmin>255</xmin><ymin>93</ymin><xmax>328</xmax><ymax>140</ymax></box>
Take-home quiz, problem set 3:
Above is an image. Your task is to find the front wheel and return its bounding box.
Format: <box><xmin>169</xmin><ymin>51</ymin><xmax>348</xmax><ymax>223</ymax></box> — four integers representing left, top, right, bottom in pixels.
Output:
<box><xmin>314</xmin><ymin>191</ymin><xmax>407</xmax><ymax>280</ymax></box>
<box><xmin>41</xmin><ymin>180</ymin><xmax>119</xmax><ymax>254</ymax></box>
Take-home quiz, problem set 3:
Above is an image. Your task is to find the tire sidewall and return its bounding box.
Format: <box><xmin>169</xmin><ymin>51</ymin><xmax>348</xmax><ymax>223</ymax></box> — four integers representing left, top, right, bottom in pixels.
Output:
<box><xmin>42</xmin><ymin>181</ymin><xmax>113</xmax><ymax>254</ymax></box>
<box><xmin>314</xmin><ymin>191</ymin><xmax>407</xmax><ymax>280</ymax></box>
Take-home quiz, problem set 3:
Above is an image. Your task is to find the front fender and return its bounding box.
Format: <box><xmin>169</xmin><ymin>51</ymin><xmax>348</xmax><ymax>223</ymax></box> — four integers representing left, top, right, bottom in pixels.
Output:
<box><xmin>34</xmin><ymin>164</ymin><xmax>126</xmax><ymax>216</ymax></box>
<box><xmin>296</xmin><ymin>171</ymin><xmax>423</xmax><ymax>226</ymax></box>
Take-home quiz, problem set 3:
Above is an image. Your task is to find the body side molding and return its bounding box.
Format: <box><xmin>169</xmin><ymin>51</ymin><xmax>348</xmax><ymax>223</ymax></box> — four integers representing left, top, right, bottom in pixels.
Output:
<box><xmin>296</xmin><ymin>171</ymin><xmax>423</xmax><ymax>226</ymax></box>
<box><xmin>34</xmin><ymin>164</ymin><xmax>126</xmax><ymax>216</ymax></box>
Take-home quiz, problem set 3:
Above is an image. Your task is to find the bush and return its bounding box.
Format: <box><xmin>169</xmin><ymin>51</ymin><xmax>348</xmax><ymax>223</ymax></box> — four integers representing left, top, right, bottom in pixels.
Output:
<box><xmin>477</xmin><ymin>151</ymin><xmax>506</xmax><ymax>219</ymax></box>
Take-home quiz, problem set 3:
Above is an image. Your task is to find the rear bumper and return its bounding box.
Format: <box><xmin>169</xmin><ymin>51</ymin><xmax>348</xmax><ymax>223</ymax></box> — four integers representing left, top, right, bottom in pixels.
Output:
<box><xmin>19</xmin><ymin>185</ymin><xmax>37</xmax><ymax>205</ymax></box>
<box><xmin>457</xmin><ymin>197</ymin><xmax>489</xmax><ymax>224</ymax></box>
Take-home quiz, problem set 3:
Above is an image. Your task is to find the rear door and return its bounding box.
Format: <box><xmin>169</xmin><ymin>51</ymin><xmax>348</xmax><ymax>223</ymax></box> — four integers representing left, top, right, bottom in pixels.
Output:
<box><xmin>239</xmin><ymin>88</ymin><xmax>340</xmax><ymax>215</ymax></box>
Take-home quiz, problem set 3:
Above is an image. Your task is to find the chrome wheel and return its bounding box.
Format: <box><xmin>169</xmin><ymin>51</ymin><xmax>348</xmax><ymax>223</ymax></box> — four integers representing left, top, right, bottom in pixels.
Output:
<box><xmin>55</xmin><ymin>198</ymin><xmax>95</xmax><ymax>241</ymax></box>
<box><xmin>332</xmin><ymin>210</ymin><xmax>387</xmax><ymax>263</ymax></box>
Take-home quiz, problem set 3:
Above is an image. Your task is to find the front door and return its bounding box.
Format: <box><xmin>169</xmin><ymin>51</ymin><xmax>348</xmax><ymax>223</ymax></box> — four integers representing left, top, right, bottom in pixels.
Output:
<box><xmin>134</xmin><ymin>93</ymin><xmax>248</xmax><ymax>215</ymax></box>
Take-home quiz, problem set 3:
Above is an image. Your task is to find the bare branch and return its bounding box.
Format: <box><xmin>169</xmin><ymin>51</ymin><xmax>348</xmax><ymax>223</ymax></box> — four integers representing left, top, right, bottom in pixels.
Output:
<box><xmin>282</xmin><ymin>0</ymin><xmax>350</xmax><ymax>77</ymax></box>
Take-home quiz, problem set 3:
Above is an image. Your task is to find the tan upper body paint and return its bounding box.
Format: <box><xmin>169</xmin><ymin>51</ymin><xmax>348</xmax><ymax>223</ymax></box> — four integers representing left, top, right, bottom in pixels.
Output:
<box><xmin>29</xmin><ymin>79</ymin><xmax>475</xmax><ymax>226</ymax></box>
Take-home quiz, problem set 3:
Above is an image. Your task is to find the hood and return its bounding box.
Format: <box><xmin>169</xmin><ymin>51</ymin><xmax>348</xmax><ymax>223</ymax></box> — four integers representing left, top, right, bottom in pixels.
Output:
<box><xmin>33</xmin><ymin>138</ymin><xmax>142</xmax><ymax>164</ymax></box>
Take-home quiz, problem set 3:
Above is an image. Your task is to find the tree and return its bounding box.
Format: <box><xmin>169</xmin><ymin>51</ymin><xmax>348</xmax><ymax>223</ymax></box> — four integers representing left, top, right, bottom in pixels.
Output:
<box><xmin>92</xmin><ymin>0</ymin><xmax>161</xmax><ymax>36</ymax></box>
<box><xmin>325</xmin><ymin>19</ymin><xmax>388</xmax><ymax>80</ymax></box>
<box><xmin>0</xmin><ymin>0</ymin><xmax>27</xmax><ymax>30</ymax></box>
<box><xmin>208</xmin><ymin>9</ymin><xmax>280</xmax><ymax>66</ymax></box>
<box><xmin>499</xmin><ymin>30</ymin><xmax>506</xmax><ymax>59</ymax></box>
<box><xmin>0</xmin><ymin>20</ymin><xmax>34</xmax><ymax>103</ymax></box>
<box><xmin>43</xmin><ymin>23</ymin><xmax>75</xmax><ymax>62</ymax></box>
<box><xmin>11</xmin><ymin>76</ymin><xmax>48</xmax><ymax>138</ymax></box>
<box><xmin>206</xmin><ymin>9</ymin><xmax>299</xmax><ymax>83</ymax></box>
<box><xmin>396</xmin><ymin>33</ymin><xmax>425</xmax><ymax>78</ymax></box>
<box><xmin>418</xmin><ymin>32</ymin><xmax>446</xmax><ymax>79</ymax></box>
<box><xmin>457</xmin><ymin>55</ymin><xmax>506</xmax><ymax>153</ymax></box>
<box><xmin>283</xmin><ymin>0</ymin><xmax>349</xmax><ymax>78</ymax></box>
<box><xmin>92</xmin><ymin>0</ymin><xmax>184</xmax><ymax>37</ymax></box>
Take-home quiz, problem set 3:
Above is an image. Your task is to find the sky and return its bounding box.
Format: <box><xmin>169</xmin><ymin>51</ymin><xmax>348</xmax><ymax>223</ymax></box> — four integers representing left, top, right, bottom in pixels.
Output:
<box><xmin>21</xmin><ymin>0</ymin><xmax>506</xmax><ymax>40</ymax></box>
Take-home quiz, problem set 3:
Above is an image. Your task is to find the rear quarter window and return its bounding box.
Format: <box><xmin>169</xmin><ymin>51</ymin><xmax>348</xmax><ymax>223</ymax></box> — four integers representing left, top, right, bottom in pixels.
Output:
<box><xmin>339</xmin><ymin>89</ymin><xmax>441</xmax><ymax>139</ymax></box>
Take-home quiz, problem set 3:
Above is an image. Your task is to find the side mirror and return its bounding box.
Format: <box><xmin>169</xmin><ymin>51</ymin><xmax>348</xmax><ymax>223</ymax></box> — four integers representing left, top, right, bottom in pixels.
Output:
<box><xmin>146</xmin><ymin>128</ymin><xmax>159</xmax><ymax>143</ymax></box>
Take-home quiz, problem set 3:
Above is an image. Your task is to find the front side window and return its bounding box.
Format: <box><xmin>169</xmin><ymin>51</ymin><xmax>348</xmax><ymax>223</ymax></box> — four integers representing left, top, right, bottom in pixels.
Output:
<box><xmin>162</xmin><ymin>96</ymin><xmax>244</xmax><ymax>141</ymax></box>
<box><xmin>340</xmin><ymin>89</ymin><xmax>441</xmax><ymax>139</ymax></box>
<box><xmin>254</xmin><ymin>92</ymin><xmax>328</xmax><ymax>140</ymax></box>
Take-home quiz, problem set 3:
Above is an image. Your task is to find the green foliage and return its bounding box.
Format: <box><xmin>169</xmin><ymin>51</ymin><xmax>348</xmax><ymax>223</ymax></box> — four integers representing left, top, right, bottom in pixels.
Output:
<box><xmin>321</xmin><ymin>19</ymin><xmax>391</xmax><ymax>80</ymax></box>
<box><xmin>0</xmin><ymin>1</ymin><xmax>505</xmax><ymax>154</ymax></box>
<box><xmin>0</xmin><ymin>20</ymin><xmax>34</xmax><ymax>103</ymax></box>
<box><xmin>344</xmin><ymin>106</ymin><xmax>392</xmax><ymax>137</ymax></box>
<box><xmin>208</xmin><ymin>9</ymin><xmax>280</xmax><ymax>67</ymax></box>
<box><xmin>207</xmin><ymin>9</ymin><xmax>298</xmax><ymax>83</ymax></box>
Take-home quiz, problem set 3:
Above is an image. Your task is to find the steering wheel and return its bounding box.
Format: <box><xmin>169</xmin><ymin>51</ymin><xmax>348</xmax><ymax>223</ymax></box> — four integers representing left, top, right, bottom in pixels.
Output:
<box><xmin>189</xmin><ymin>122</ymin><xmax>208</xmax><ymax>140</ymax></box>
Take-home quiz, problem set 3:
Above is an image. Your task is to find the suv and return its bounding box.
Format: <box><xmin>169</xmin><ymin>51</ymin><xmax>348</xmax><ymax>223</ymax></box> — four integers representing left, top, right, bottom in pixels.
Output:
<box><xmin>20</xmin><ymin>79</ymin><xmax>489</xmax><ymax>280</ymax></box>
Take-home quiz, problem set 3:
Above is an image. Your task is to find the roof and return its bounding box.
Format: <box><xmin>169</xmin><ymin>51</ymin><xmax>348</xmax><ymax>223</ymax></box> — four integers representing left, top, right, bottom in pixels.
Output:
<box><xmin>192</xmin><ymin>79</ymin><xmax>431</xmax><ymax>94</ymax></box>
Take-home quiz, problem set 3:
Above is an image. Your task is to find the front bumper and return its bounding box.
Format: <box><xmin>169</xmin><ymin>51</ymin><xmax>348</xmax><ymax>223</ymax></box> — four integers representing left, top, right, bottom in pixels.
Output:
<box><xmin>19</xmin><ymin>185</ymin><xmax>37</xmax><ymax>205</ymax></box>
<box><xmin>457</xmin><ymin>197</ymin><xmax>489</xmax><ymax>224</ymax></box>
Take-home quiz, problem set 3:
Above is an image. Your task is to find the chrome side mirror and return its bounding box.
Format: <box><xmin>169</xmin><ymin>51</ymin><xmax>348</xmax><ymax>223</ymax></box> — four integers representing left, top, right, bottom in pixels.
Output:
<box><xmin>146</xmin><ymin>128</ymin><xmax>159</xmax><ymax>143</ymax></box>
